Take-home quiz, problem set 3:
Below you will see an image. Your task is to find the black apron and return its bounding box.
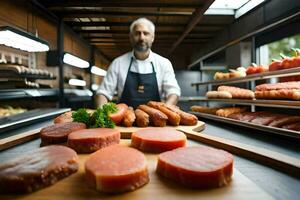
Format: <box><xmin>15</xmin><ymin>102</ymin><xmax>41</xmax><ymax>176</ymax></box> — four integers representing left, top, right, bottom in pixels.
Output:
<box><xmin>119</xmin><ymin>57</ymin><xmax>161</xmax><ymax>108</ymax></box>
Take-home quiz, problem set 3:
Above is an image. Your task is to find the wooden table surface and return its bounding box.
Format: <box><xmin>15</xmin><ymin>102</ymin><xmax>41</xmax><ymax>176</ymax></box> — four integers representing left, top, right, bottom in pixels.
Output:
<box><xmin>0</xmin><ymin>119</ymin><xmax>299</xmax><ymax>199</ymax></box>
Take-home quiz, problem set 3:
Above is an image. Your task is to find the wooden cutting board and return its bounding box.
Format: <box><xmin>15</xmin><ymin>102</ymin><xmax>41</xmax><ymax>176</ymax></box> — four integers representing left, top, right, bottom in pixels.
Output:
<box><xmin>0</xmin><ymin>139</ymin><xmax>273</xmax><ymax>200</ymax></box>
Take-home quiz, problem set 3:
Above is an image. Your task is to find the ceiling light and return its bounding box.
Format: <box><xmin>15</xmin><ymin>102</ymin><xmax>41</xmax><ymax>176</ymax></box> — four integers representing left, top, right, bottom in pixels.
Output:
<box><xmin>68</xmin><ymin>78</ymin><xmax>86</xmax><ymax>87</ymax></box>
<box><xmin>91</xmin><ymin>84</ymin><xmax>100</xmax><ymax>91</ymax></box>
<box><xmin>63</xmin><ymin>53</ymin><xmax>90</xmax><ymax>68</ymax></box>
<box><xmin>0</xmin><ymin>26</ymin><xmax>49</xmax><ymax>52</ymax></box>
<box><xmin>91</xmin><ymin>65</ymin><xmax>107</xmax><ymax>76</ymax></box>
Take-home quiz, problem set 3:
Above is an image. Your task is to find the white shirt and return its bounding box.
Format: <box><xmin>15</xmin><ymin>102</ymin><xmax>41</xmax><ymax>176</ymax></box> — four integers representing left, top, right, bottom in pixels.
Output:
<box><xmin>97</xmin><ymin>50</ymin><xmax>181</xmax><ymax>101</ymax></box>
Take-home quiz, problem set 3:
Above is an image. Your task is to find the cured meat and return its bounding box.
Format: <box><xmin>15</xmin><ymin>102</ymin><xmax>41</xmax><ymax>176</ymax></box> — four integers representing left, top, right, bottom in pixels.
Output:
<box><xmin>109</xmin><ymin>103</ymin><xmax>128</xmax><ymax>124</ymax></box>
<box><xmin>0</xmin><ymin>145</ymin><xmax>78</xmax><ymax>193</ymax></box>
<box><xmin>255</xmin><ymin>81</ymin><xmax>300</xmax><ymax>91</ymax></box>
<box><xmin>68</xmin><ymin>128</ymin><xmax>120</xmax><ymax>153</ymax></box>
<box><xmin>255</xmin><ymin>89</ymin><xmax>300</xmax><ymax>100</ymax></box>
<box><xmin>165</xmin><ymin>104</ymin><xmax>198</xmax><ymax>125</ymax></box>
<box><xmin>282</xmin><ymin>122</ymin><xmax>300</xmax><ymax>131</ymax></box>
<box><xmin>138</xmin><ymin>104</ymin><xmax>168</xmax><ymax>127</ymax></box>
<box><xmin>249</xmin><ymin>113</ymin><xmax>286</xmax><ymax>126</ymax></box>
<box><xmin>156</xmin><ymin>146</ymin><xmax>233</xmax><ymax>188</ymax></box>
<box><xmin>227</xmin><ymin>111</ymin><xmax>269</xmax><ymax>122</ymax></box>
<box><xmin>190</xmin><ymin>105</ymin><xmax>220</xmax><ymax>115</ymax></box>
<box><xmin>216</xmin><ymin>107</ymin><xmax>247</xmax><ymax>117</ymax></box>
<box><xmin>206</xmin><ymin>91</ymin><xmax>232</xmax><ymax>99</ymax></box>
<box><xmin>40</xmin><ymin>122</ymin><xmax>86</xmax><ymax>145</ymax></box>
<box><xmin>122</xmin><ymin>107</ymin><xmax>136</xmax><ymax>127</ymax></box>
<box><xmin>85</xmin><ymin>145</ymin><xmax>149</xmax><ymax>193</ymax></box>
<box><xmin>54</xmin><ymin>111</ymin><xmax>73</xmax><ymax>124</ymax></box>
<box><xmin>131</xmin><ymin>128</ymin><xmax>186</xmax><ymax>153</ymax></box>
<box><xmin>268</xmin><ymin>116</ymin><xmax>300</xmax><ymax>127</ymax></box>
<box><xmin>147</xmin><ymin>101</ymin><xmax>181</xmax><ymax>126</ymax></box>
<box><xmin>218</xmin><ymin>86</ymin><xmax>254</xmax><ymax>99</ymax></box>
<box><xmin>135</xmin><ymin>108</ymin><xmax>150</xmax><ymax>127</ymax></box>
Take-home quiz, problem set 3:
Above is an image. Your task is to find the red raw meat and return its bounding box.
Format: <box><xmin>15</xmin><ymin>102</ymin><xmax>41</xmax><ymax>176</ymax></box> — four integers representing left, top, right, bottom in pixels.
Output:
<box><xmin>85</xmin><ymin>145</ymin><xmax>149</xmax><ymax>193</ymax></box>
<box><xmin>68</xmin><ymin>128</ymin><xmax>120</xmax><ymax>153</ymax></box>
<box><xmin>131</xmin><ymin>128</ymin><xmax>186</xmax><ymax>153</ymax></box>
<box><xmin>156</xmin><ymin>146</ymin><xmax>233</xmax><ymax>188</ymax></box>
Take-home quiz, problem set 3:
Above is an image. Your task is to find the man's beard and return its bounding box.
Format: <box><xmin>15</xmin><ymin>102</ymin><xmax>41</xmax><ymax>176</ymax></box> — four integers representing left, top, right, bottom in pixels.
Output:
<box><xmin>133</xmin><ymin>42</ymin><xmax>151</xmax><ymax>52</ymax></box>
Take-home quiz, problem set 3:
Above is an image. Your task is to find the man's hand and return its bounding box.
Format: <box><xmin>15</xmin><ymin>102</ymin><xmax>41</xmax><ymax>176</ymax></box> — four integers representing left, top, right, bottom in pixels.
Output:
<box><xmin>95</xmin><ymin>94</ymin><xmax>109</xmax><ymax>108</ymax></box>
<box><xmin>165</xmin><ymin>94</ymin><xmax>179</xmax><ymax>105</ymax></box>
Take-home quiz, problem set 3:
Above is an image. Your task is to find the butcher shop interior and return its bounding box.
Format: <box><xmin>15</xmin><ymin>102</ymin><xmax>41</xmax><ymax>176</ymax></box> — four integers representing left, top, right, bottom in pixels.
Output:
<box><xmin>0</xmin><ymin>0</ymin><xmax>299</xmax><ymax>199</ymax></box>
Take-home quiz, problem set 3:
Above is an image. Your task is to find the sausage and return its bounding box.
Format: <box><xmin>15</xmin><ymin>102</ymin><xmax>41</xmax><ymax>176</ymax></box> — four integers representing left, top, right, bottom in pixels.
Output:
<box><xmin>255</xmin><ymin>89</ymin><xmax>300</xmax><ymax>100</ymax></box>
<box><xmin>138</xmin><ymin>105</ymin><xmax>168</xmax><ymax>127</ymax></box>
<box><xmin>215</xmin><ymin>107</ymin><xmax>248</xmax><ymax>118</ymax></box>
<box><xmin>165</xmin><ymin>104</ymin><xmax>198</xmax><ymax>126</ymax></box>
<box><xmin>255</xmin><ymin>81</ymin><xmax>300</xmax><ymax>91</ymax></box>
<box><xmin>134</xmin><ymin>109</ymin><xmax>150</xmax><ymax>127</ymax></box>
<box><xmin>218</xmin><ymin>86</ymin><xmax>254</xmax><ymax>99</ymax></box>
<box><xmin>190</xmin><ymin>105</ymin><xmax>219</xmax><ymax>115</ymax></box>
<box><xmin>122</xmin><ymin>107</ymin><xmax>136</xmax><ymax>127</ymax></box>
<box><xmin>206</xmin><ymin>91</ymin><xmax>232</xmax><ymax>99</ymax></box>
<box><xmin>147</xmin><ymin>101</ymin><xmax>181</xmax><ymax>126</ymax></box>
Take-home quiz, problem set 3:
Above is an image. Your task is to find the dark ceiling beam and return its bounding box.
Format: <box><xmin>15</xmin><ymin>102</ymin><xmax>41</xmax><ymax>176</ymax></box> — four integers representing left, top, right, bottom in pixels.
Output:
<box><xmin>168</xmin><ymin>0</ymin><xmax>215</xmax><ymax>55</ymax></box>
<box><xmin>77</xmin><ymin>29</ymin><xmax>221</xmax><ymax>35</ymax></box>
<box><xmin>84</xmin><ymin>36</ymin><xmax>212</xmax><ymax>40</ymax></box>
<box><xmin>59</xmin><ymin>11</ymin><xmax>193</xmax><ymax>18</ymax></box>
<box><xmin>67</xmin><ymin>21</ymin><xmax>226</xmax><ymax>27</ymax></box>
<box><xmin>42</xmin><ymin>0</ymin><xmax>204</xmax><ymax>8</ymax></box>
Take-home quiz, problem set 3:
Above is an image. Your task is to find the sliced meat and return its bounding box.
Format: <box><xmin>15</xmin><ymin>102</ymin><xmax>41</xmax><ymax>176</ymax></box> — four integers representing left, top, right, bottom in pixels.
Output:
<box><xmin>54</xmin><ymin>111</ymin><xmax>73</xmax><ymax>124</ymax></box>
<box><xmin>0</xmin><ymin>145</ymin><xmax>78</xmax><ymax>193</ymax></box>
<box><xmin>68</xmin><ymin>128</ymin><xmax>120</xmax><ymax>153</ymax></box>
<box><xmin>85</xmin><ymin>145</ymin><xmax>149</xmax><ymax>193</ymax></box>
<box><xmin>135</xmin><ymin>108</ymin><xmax>150</xmax><ymax>127</ymax></box>
<box><xmin>138</xmin><ymin>104</ymin><xmax>168</xmax><ymax>127</ymax></box>
<box><xmin>282</xmin><ymin>122</ymin><xmax>300</xmax><ymax>131</ymax></box>
<box><xmin>227</xmin><ymin>113</ymin><xmax>245</xmax><ymax>120</ymax></box>
<box><xmin>156</xmin><ymin>146</ymin><xmax>233</xmax><ymax>189</ymax></box>
<box><xmin>218</xmin><ymin>86</ymin><xmax>254</xmax><ymax>99</ymax></box>
<box><xmin>250</xmin><ymin>113</ymin><xmax>287</xmax><ymax>126</ymax></box>
<box><xmin>122</xmin><ymin>107</ymin><xmax>136</xmax><ymax>127</ymax></box>
<box><xmin>147</xmin><ymin>101</ymin><xmax>181</xmax><ymax>126</ymax></box>
<box><xmin>268</xmin><ymin>116</ymin><xmax>300</xmax><ymax>127</ymax></box>
<box><xmin>165</xmin><ymin>104</ymin><xmax>198</xmax><ymax>125</ymax></box>
<box><xmin>40</xmin><ymin>122</ymin><xmax>86</xmax><ymax>145</ymax></box>
<box><xmin>239</xmin><ymin>111</ymin><xmax>269</xmax><ymax>122</ymax></box>
<box><xmin>131</xmin><ymin>128</ymin><xmax>186</xmax><ymax>153</ymax></box>
<box><xmin>109</xmin><ymin>103</ymin><xmax>128</xmax><ymax>124</ymax></box>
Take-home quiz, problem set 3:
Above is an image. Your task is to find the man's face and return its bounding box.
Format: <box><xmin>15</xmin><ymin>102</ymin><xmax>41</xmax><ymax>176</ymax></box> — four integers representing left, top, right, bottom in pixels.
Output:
<box><xmin>130</xmin><ymin>23</ymin><xmax>154</xmax><ymax>52</ymax></box>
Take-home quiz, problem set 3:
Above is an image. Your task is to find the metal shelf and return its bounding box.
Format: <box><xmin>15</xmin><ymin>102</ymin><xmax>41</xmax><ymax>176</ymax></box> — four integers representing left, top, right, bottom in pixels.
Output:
<box><xmin>0</xmin><ymin>89</ymin><xmax>59</xmax><ymax>100</ymax></box>
<box><xmin>180</xmin><ymin>96</ymin><xmax>300</xmax><ymax>109</ymax></box>
<box><xmin>191</xmin><ymin>67</ymin><xmax>300</xmax><ymax>87</ymax></box>
<box><xmin>191</xmin><ymin>112</ymin><xmax>300</xmax><ymax>140</ymax></box>
<box><xmin>0</xmin><ymin>108</ymin><xmax>70</xmax><ymax>134</ymax></box>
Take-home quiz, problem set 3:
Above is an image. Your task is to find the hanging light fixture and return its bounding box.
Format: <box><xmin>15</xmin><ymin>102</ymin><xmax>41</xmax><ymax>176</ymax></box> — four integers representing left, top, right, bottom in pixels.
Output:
<box><xmin>63</xmin><ymin>53</ymin><xmax>90</xmax><ymax>68</ymax></box>
<box><xmin>0</xmin><ymin>26</ymin><xmax>49</xmax><ymax>52</ymax></box>
<box><xmin>91</xmin><ymin>65</ymin><xmax>107</xmax><ymax>76</ymax></box>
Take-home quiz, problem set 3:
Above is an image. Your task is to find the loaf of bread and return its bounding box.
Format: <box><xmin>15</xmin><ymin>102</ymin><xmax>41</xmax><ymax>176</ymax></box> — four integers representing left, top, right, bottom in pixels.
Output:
<box><xmin>206</xmin><ymin>91</ymin><xmax>232</xmax><ymax>99</ymax></box>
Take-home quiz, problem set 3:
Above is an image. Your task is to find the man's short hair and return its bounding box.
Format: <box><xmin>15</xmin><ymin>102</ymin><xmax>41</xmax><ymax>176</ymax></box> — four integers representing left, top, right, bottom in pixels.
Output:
<box><xmin>130</xmin><ymin>18</ymin><xmax>155</xmax><ymax>35</ymax></box>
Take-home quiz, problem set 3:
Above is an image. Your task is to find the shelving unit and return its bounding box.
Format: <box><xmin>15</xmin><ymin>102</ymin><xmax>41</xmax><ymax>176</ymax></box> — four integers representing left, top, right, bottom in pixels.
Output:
<box><xmin>189</xmin><ymin>68</ymin><xmax>300</xmax><ymax>139</ymax></box>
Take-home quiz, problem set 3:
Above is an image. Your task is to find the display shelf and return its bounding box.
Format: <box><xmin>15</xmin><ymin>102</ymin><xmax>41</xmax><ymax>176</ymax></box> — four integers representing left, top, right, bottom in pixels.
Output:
<box><xmin>180</xmin><ymin>96</ymin><xmax>300</xmax><ymax>109</ymax></box>
<box><xmin>191</xmin><ymin>112</ymin><xmax>300</xmax><ymax>140</ymax></box>
<box><xmin>0</xmin><ymin>89</ymin><xmax>58</xmax><ymax>100</ymax></box>
<box><xmin>191</xmin><ymin>67</ymin><xmax>300</xmax><ymax>87</ymax></box>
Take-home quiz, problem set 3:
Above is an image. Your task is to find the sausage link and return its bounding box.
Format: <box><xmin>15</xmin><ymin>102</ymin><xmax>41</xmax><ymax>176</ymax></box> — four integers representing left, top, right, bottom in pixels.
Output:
<box><xmin>138</xmin><ymin>105</ymin><xmax>168</xmax><ymax>127</ymax></box>
<box><xmin>122</xmin><ymin>107</ymin><xmax>136</xmax><ymax>127</ymax></box>
<box><xmin>165</xmin><ymin>105</ymin><xmax>198</xmax><ymax>125</ymax></box>
<box><xmin>134</xmin><ymin>108</ymin><xmax>149</xmax><ymax>127</ymax></box>
<box><xmin>147</xmin><ymin>101</ymin><xmax>180</xmax><ymax>126</ymax></box>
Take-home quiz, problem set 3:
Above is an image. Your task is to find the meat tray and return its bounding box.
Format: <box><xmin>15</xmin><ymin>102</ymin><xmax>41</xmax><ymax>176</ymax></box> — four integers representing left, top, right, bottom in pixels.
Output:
<box><xmin>0</xmin><ymin>139</ymin><xmax>273</xmax><ymax>200</ymax></box>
